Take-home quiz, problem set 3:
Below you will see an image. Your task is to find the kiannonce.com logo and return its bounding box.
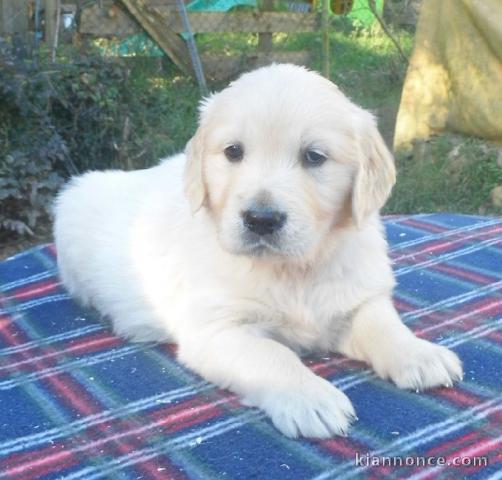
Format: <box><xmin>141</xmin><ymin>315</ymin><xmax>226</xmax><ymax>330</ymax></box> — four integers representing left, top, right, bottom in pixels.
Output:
<box><xmin>354</xmin><ymin>452</ymin><xmax>489</xmax><ymax>468</ymax></box>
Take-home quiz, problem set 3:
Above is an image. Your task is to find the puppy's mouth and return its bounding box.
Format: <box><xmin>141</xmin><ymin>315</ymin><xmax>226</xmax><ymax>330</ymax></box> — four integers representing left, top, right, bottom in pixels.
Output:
<box><xmin>241</xmin><ymin>235</ymin><xmax>284</xmax><ymax>257</ymax></box>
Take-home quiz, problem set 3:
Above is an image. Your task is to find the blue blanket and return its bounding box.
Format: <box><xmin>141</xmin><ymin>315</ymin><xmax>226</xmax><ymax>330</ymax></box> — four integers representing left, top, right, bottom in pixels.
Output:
<box><xmin>0</xmin><ymin>214</ymin><xmax>501</xmax><ymax>479</ymax></box>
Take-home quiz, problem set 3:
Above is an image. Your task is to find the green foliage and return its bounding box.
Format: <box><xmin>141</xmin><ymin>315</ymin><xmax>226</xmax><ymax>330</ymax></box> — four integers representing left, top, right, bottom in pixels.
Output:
<box><xmin>0</xmin><ymin>43</ymin><xmax>199</xmax><ymax>238</ymax></box>
<box><xmin>0</xmin><ymin>40</ymin><xmax>68</xmax><ymax>236</ymax></box>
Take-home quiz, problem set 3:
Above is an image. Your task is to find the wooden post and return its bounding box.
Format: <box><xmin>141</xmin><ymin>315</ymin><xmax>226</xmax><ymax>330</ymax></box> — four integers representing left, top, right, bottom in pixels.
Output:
<box><xmin>0</xmin><ymin>0</ymin><xmax>4</xmax><ymax>36</ymax></box>
<box><xmin>321</xmin><ymin>0</ymin><xmax>330</xmax><ymax>78</ymax></box>
<box><xmin>45</xmin><ymin>0</ymin><xmax>57</xmax><ymax>45</ymax></box>
<box><xmin>258</xmin><ymin>0</ymin><xmax>274</xmax><ymax>55</ymax></box>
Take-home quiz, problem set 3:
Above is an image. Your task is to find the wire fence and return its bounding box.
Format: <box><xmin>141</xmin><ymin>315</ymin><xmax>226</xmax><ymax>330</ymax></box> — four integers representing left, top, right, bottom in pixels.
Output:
<box><xmin>0</xmin><ymin>1</ymin><xmax>416</xmax><ymax>83</ymax></box>
<box><xmin>0</xmin><ymin>0</ymin><xmax>332</xmax><ymax>85</ymax></box>
<box><xmin>79</xmin><ymin>0</ymin><xmax>327</xmax><ymax>84</ymax></box>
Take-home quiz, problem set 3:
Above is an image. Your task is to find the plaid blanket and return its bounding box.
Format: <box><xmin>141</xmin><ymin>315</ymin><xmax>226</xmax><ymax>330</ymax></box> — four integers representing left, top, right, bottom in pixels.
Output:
<box><xmin>0</xmin><ymin>214</ymin><xmax>500</xmax><ymax>480</ymax></box>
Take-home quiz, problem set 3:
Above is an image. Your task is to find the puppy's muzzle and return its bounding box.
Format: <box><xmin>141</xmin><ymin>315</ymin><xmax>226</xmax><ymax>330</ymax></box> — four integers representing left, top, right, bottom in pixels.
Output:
<box><xmin>242</xmin><ymin>208</ymin><xmax>287</xmax><ymax>236</ymax></box>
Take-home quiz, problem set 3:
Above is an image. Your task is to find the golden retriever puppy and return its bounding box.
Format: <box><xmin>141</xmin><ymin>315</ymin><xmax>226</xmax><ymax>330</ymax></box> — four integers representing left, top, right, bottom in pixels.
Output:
<box><xmin>54</xmin><ymin>64</ymin><xmax>462</xmax><ymax>438</ymax></box>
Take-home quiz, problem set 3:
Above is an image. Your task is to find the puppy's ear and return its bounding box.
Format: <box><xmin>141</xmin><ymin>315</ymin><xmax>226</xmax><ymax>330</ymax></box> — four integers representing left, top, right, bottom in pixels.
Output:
<box><xmin>352</xmin><ymin>113</ymin><xmax>396</xmax><ymax>227</ymax></box>
<box><xmin>184</xmin><ymin>126</ymin><xmax>208</xmax><ymax>213</ymax></box>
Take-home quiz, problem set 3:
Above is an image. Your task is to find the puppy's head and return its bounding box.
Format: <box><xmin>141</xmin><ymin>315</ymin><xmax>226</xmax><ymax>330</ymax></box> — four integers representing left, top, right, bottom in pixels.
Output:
<box><xmin>185</xmin><ymin>64</ymin><xmax>395</xmax><ymax>261</ymax></box>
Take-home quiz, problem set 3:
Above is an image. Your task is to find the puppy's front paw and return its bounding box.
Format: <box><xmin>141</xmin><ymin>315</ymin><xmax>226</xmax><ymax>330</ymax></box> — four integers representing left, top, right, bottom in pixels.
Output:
<box><xmin>257</xmin><ymin>376</ymin><xmax>356</xmax><ymax>438</ymax></box>
<box><xmin>384</xmin><ymin>338</ymin><xmax>463</xmax><ymax>391</ymax></box>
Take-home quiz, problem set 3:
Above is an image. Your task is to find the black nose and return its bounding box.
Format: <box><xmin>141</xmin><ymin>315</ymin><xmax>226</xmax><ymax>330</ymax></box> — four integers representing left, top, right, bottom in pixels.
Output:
<box><xmin>242</xmin><ymin>208</ymin><xmax>287</xmax><ymax>236</ymax></box>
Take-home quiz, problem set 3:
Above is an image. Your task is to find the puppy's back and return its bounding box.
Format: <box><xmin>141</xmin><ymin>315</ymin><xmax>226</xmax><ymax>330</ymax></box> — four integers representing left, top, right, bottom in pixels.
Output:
<box><xmin>54</xmin><ymin>169</ymin><xmax>135</xmax><ymax>305</ymax></box>
<box><xmin>53</xmin><ymin>155</ymin><xmax>186</xmax><ymax>311</ymax></box>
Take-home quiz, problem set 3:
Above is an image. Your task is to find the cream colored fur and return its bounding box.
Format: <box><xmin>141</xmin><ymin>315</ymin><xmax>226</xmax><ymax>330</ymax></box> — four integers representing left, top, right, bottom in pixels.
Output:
<box><xmin>54</xmin><ymin>64</ymin><xmax>462</xmax><ymax>439</ymax></box>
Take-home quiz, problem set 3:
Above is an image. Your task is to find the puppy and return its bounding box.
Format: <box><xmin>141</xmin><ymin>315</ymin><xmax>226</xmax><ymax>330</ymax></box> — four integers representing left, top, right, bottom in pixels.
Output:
<box><xmin>54</xmin><ymin>64</ymin><xmax>462</xmax><ymax>438</ymax></box>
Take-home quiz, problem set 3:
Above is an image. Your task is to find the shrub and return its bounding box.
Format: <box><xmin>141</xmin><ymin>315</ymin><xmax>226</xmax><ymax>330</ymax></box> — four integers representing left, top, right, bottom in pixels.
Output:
<box><xmin>0</xmin><ymin>39</ymin><xmax>69</xmax><ymax>236</ymax></box>
<box><xmin>0</xmin><ymin>40</ymin><xmax>199</xmax><ymax>240</ymax></box>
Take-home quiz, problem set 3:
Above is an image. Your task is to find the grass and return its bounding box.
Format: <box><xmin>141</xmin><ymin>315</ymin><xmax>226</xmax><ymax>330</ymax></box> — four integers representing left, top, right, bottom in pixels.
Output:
<box><xmin>124</xmin><ymin>59</ymin><xmax>200</xmax><ymax>160</ymax></box>
<box><xmin>386</xmin><ymin>136</ymin><xmax>502</xmax><ymax>215</ymax></box>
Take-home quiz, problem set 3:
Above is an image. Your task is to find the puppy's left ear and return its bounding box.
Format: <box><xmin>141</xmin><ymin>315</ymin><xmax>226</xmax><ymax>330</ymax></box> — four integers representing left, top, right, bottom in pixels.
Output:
<box><xmin>184</xmin><ymin>126</ymin><xmax>208</xmax><ymax>213</ymax></box>
<box><xmin>352</xmin><ymin>113</ymin><xmax>396</xmax><ymax>227</ymax></box>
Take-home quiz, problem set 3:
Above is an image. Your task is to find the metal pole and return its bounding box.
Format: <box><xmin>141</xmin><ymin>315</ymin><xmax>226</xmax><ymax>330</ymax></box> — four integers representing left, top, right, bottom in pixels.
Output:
<box><xmin>176</xmin><ymin>0</ymin><xmax>208</xmax><ymax>96</ymax></box>
<box><xmin>321</xmin><ymin>0</ymin><xmax>330</xmax><ymax>79</ymax></box>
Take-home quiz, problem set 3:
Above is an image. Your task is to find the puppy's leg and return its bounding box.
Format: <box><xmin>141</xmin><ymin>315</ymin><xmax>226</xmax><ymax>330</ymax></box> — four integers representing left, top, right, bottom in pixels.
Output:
<box><xmin>338</xmin><ymin>296</ymin><xmax>463</xmax><ymax>390</ymax></box>
<box><xmin>177</xmin><ymin>324</ymin><xmax>355</xmax><ymax>438</ymax></box>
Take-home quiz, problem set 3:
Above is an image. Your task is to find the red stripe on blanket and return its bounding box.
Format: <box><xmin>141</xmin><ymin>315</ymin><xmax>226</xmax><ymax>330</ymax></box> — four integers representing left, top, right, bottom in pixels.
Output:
<box><xmin>5</xmin><ymin>280</ymin><xmax>61</xmax><ymax>301</ymax></box>
<box><xmin>0</xmin><ymin>332</ymin><xmax>123</xmax><ymax>377</ymax></box>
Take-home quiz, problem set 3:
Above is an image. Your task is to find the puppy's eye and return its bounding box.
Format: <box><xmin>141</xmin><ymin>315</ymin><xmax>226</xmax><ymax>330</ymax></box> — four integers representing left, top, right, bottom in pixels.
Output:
<box><xmin>224</xmin><ymin>144</ymin><xmax>244</xmax><ymax>162</ymax></box>
<box><xmin>303</xmin><ymin>149</ymin><xmax>328</xmax><ymax>168</ymax></box>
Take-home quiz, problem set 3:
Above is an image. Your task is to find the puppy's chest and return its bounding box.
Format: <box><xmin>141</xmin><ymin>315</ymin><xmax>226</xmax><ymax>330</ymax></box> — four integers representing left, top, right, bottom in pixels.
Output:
<box><xmin>259</xmin><ymin>277</ymin><xmax>354</xmax><ymax>351</ymax></box>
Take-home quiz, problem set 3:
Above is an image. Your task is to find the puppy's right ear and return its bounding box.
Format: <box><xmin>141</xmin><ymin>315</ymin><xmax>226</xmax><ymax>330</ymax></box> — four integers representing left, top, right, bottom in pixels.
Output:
<box><xmin>184</xmin><ymin>126</ymin><xmax>207</xmax><ymax>213</ymax></box>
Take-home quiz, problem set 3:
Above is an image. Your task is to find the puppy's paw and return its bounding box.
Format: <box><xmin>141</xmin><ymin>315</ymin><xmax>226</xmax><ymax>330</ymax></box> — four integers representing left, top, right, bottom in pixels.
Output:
<box><xmin>257</xmin><ymin>376</ymin><xmax>356</xmax><ymax>438</ymax></box>
<box><xmin>384</xmin><ymin>338</ymin><xmax>463</xmax><ymax>391</ymax></box>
